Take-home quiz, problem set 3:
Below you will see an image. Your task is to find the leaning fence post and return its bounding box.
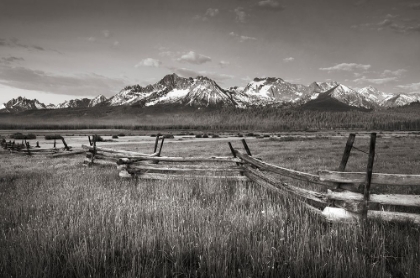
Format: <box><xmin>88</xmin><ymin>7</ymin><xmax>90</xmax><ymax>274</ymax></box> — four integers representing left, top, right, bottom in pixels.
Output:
<box><xmin>88</xmin><ymin>136</ymin><xmax>92</xmax><ymax>146</ymax></box>
<box><xmin>61</xmin><ymin>137</ymin><xmax>70</xmax><ymax>151</ymax></box>
<box><xmin>241</xmin><ymin>139</ymin><xmax>252</xmax><ymax>156</ymax></box>
<box><xmin>153</xmin><ymin>134</ymin><xmax>160</xmax><ymax>153</ymax></box>
<box><xmin>362</xmin><ymin>133</ymin><xmax>376</xmax><ymax>220</ymax></box>
<box><xmin>336</xmin><ymin>133</ymin><xmax>356</xmax><ymax>189</ymax></box>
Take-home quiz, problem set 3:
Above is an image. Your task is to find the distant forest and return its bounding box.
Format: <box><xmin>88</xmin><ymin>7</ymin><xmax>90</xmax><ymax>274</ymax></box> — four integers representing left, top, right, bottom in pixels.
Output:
<box><xmin>1</xmin><ymin>104</ymin><xmax>420</xmax><ymax>131</ymax></box>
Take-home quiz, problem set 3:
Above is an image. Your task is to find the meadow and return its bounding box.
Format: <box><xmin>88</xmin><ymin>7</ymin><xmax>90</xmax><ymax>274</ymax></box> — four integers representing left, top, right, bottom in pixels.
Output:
<box><xmin>1</xmin><ymin>132</ymin><xmax>420</xmax><ymax>277</ymax></box>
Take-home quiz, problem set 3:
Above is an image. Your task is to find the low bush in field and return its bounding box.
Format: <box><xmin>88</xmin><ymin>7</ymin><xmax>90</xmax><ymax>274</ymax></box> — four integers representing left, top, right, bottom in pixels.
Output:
<box><xmin>211</xmin><ymin>134</ymin><xmax>220</xmax><ymax>138</ymax></box>
<box><xmin>45</xmin><ymin>134</ymin><xmax>62</xmax><ymax>140</ymax></box>
<box><xmin>10</xmin><ymin>133</ymin><xmax>36</xmax><ymax>139</ymax></box>
<box><xmin>196</xmin><ymin>134</ymin><xmax>202</xmax><ymax>138</ymax></box>
<box><xmin>117</xmin><ymin>133</ymin><xmax>126</xmax><ymax>137</ymax></box>
<box><xmin>163</xmin><ymin>134</ymin><xmax>174</xmax><ymax>139</ymax></box>
<box><xmin>112</xmin><ymin>135</ymin><xmax>119</xmax><ymax>139</ymax></box>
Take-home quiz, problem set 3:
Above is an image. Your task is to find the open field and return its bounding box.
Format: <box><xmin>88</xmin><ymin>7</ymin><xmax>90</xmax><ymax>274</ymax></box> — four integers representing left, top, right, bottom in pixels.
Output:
<box><xmin>1</xmin><ymin>132</ymin><xmax>420</xmax><ymax>277</ymax></box>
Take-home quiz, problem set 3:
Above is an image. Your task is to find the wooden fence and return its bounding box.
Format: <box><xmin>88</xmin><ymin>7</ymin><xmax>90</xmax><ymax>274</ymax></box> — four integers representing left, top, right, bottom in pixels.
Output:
<box><xmin>82</xmin><ymin>135</ymin><xmax>165</xmax><ymax>167</ymax></box>
<box><xmin>1</xmin><ymin>137</ymin><xmax>77</xmax><ymax>156</ymax></box>
<box><xmin>90</xmin><ymin>133</ymin><xmax>420</xmax><ymax>225</ymax></box>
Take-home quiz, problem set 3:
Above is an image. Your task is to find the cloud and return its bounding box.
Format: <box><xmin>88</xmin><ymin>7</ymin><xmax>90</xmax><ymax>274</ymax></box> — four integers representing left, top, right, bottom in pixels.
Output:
<box><xmin>113</xmin><ymin>41</ymin><xmax>120</xmax><ymax>47</ymax></box>
<box><xmin>87</xmin><ymin>37</ymin><xmax>96</xmax><ymax>42</ymax></box>
<box><xmin>0</xmin><ymin>56</ymin><xmax>24</xmax><ymax>65</ymax></box>
<box><xmin>135</xmin><ymin>58</ymin><xmax>162</xmax><ymax>68</ymax></box>
<box><xmin>205</xmin><ymin>8</ymin><xmax>220</xmax><ymax>17</ymax></box>
<box><xmin>283</xmin><ymin>57</ymin><xmax>294</xmax><ymax>62</ymax></box>
<box><xmin>234</xmin><ymin>7</ymin><xmax>246</xmax><ymax>23</ymax></box>
<box><xmin>101</xmin><ymin>30</ymin><xmax>111</xmax><ymax>38</ymax></box>
<box><xmin>0</xmin><ymin>38</ymin><xmax>45</xmax><ymax>51</ymax></box>
<box><xmin>320</xmin><ymin>63</ymin><xmax>371</xmax><ymax>72</ymax></box>
<box><xmin>353</xmin><ymin>76</ymin><xmax>398</xmax><ymax>85</ymax></box>
<box><xmin>381</xmin><ymin>69</ymin><xmax>407</xmax><ymax>77</ymax></box>
<box><xmin>177</xmin><ymin>51</ymin><xmax>211</xmax><ymax>64</ymax></box>
<box><xmin>396</xmin><ymin>82</ymin><xmax>420</xmax><ymax>92</ymax></box>
<box><xmin>409</xmin><ymin>3</ymin><xmax>420</xmax><ymax>10</ymax></box>
<box><xmin>218</xmin><ymin>60</ymin><xmax>230</xmax><ymax>68</ymax></box>
<box><xmin>352</xmin><ymin>15</ymin><xmax>420</xmax><ymax>34</ymax></box>
<box><xmin>257</xmin><ymin>0</ymin><xmax>284</xmax><ymax>10</ymax></box>
<box><xmin>168</xmin><ymin>67</ymin><xmax>234</xmax><ymax>82</ymax></box>
<box><xmin>0</xmin><ymin>65</ymin><xmax>125</xmax><ymax>97</ymax></box>
<box><xmin>229</xmin><ymin>32</ymin><xmax>257</xmax><ymax>42</ymax></box>
<box><xmin>194</xmin><ymin>8</ymin><xmax>220</xmax><ymax>21</ymax></box>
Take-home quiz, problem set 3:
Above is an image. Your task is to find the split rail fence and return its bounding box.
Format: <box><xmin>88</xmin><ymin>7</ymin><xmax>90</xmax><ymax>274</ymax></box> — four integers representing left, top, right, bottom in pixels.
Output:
<box><xmin>1</xmin><ymin>137</ymin><xmax>79</xmax><ymax>157</ymax></box>
<box><xmin>84</xmin><ymin>133</ymin><xmax>420</xmax><ymax>225</ymax></box>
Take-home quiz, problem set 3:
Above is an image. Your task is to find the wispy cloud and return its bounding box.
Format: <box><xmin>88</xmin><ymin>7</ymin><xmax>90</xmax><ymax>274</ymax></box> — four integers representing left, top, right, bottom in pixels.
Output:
<box><xmin>283</xmin><ymin>57</ymin><xmax>294</xmax><ymax>62</ymax></box>
<box><xmin>396</xmin><ymin>82</ymin><xmax>420</xmax><ymax>92</ymax></box>
<box><xmin>168</xmin><ymin>67</ymin><xmax>234</xmax><ymax>82</ymax></box>
<box><xmin>194</xmin><ymin>8</ymin><xmax>220</xmax><ymax>21</ymax></box>
<box><xmin>0</xmin><ymin>56</ymin><xmax>24</xmax><ymax>65</ymax></box>
<box><xmin>218</xmin><ymin>60</ymin><xmax>230</xmax><ymax>68</ymax></box>
<box><xmin>0</xmin><ymin>38</ymin><xmax>45</xmax><ymax>51</ymax></box>
<box><xmin>135</xmin><ymin>58</ymin><xmax>162</xmax><ymax>68</ymax></box>
<box><xmin>0</xmin><ymin>65</ymin><xmax>125</xmax><ymax>97</ymax></box>
<box><xmin>234</xmin><ymin>7</ymin><xmax>247</xmax><ymax>24</ymax></box>
<box><xmin>353</xmin><ymin>76</ymin><xmax>398</xmax><ymax>85</ymax></box>
<box><xmin>229</xmin><ymin>32</ymin><xmax>257</xmax><ymax>42</ymax></box>
<box><xmin>177</xmin><ymin>51</ymin><xmax>211</xmax><ymax>65</ymax></box>
<box><xmin>409</xmin><ymin>3</ymin><xmax>420</xmax><ymax>10</ymax></box>
<box><xmin>257</xmin><ymin>0</ymin><xmax>284</xmax><ymax>11</ymax></box>
<box><xmin>352</xmin><ymin>15</ymin><xmax>420</xmax><ymax>34</ymax></box>
<box><xmin>320</xmin><ymin>63</ymin><xmax>371</xmax><ymax>72</ymax></box>
<box><xmin>381</xmin><ymin>69</ymin><xmax>407</xmax><ymax>77</ymax></box>
<box><xmin>101</xmin><ymin>30</ymin><xmax>111</xmax><ymax>38</ymax></box>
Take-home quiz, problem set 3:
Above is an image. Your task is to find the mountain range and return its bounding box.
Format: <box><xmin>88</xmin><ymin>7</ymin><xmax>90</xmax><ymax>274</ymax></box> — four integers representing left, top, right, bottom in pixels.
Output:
<box><xmin>1</xmin><ymin>73</ymin><xmax>419</xmax><ymax>113</ymax></box>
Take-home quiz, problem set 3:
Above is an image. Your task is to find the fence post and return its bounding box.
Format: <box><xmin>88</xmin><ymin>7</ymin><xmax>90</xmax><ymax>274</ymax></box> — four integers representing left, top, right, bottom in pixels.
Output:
<box><xmin>241</xmin><ymin>139</ymin><xmax>252</xmax><ymax>156</ymax></box>
<box><xmin>88</xmin><ymin>136</ymin><xmax>92</xmax><ymax>146</ymax></box>
<box><xmin>61</xmin><ymin>137</ymin><xmax>70</xmax><ymax>151</ymax></box>
<box><xmin>336</xmin><ymin>133</ymin><xmax>356</xmax><ymax>189</ymax></box>
<box><xmin>362</xmin><ymin>133</ymin><xmax>376</xmax><ymax>220</ymax></box>
<box><xmin>91</xmin><ymin>135</ymin><xmax>97</xmax><ymax>165</ymax></box>
<box><xmin>53</xmin><ymin>139</ymin><xmax>56</xmax><ymax>148</ymax></box>
<box><xmin>153</xmin><ymin>134</ymin><xmax>160</xmax><ymax>153</ymax></box>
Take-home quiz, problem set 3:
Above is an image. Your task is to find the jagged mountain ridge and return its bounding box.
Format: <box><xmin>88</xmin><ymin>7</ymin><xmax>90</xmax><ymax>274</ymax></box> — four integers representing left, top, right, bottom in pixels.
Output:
<box><xmin>1</xmin><ymin>73</ymin><xmax>419</xmax><ymax>113</ymax></box>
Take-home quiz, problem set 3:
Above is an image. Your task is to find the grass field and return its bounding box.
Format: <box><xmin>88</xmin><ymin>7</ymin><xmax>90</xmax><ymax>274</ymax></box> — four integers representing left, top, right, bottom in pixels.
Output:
<box><xmin>1</xmin><ymin>132</ymin><xmax>420</xmax><ymax>277</ymax></box>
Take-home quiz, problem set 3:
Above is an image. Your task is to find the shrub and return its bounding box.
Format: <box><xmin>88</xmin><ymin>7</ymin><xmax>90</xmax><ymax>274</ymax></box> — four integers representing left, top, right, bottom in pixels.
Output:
<box><xmin>263</xmin><ymin>134</ymin><xmax>270</xmax><ymax>138</ymax></box>
<box><xmin>237</xmin><ymin>133</ymin><xmax>244</xmax><ymax>137</ymax></box>
<box><xmin>195</xmin><ymin>134</ymin><xmax>202</xmax><ymax>138</ymax></box>
<box><xmin>45</xmin><ymin>134</ymin><xmax>62</xmax><ymax>140</ymax></box>
<box><xmin>202</xmin><ymin>134</ymin><xmax>209</xmax><ymax>138</ymax></box>
<box><xmin>112</xmin><ymin>135</ymin><xmax>119</xmax><ymax>139</ymax></box>
<box><xmin>118</xmin><ymin>133</ymin><xmax>126</xmax><ymax>137</ymax></box>
<box><xmin>92</xmin><ymin>135</ymin><xmax>104</xmax><ymax>142</ymax></box>
<box><xmin>212</xmin><ymin>134</ymin><xmax>220</xmax><ymax>138</ymax></box>
<box><xmin>163</xmin><ymin>134</ymin><xmax>174</xmax><ymax>139</ymax></box>
<box><xmin>246</xmin><ymin>132</ymin><xmax>255</xmax><ymax>137</ymax></box>
<box><xmin>11</xmin><ymin>133</ymin><xmax>37</xmax><ymax>140</ymax></box>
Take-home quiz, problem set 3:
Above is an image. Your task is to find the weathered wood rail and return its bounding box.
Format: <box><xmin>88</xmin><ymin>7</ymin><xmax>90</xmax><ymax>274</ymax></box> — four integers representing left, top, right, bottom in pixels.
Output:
<box><xmin>227</xmin><ymin>135</ymin><xmax>420</xmax><ymax>225</ymax></box>
<box><xmin>77</xmin><ymin>132</ymin><xmax>420</xmax><ymax>225</ymax></box>
<box><xmin>1</xmin><ymin>137</ymin><xmax>75</xmax><ymax>156</ymax></box>
<box><xmin>83</xmin><ymin>135</ymin><xmax>164</xmax><ymax>166</ymax></box>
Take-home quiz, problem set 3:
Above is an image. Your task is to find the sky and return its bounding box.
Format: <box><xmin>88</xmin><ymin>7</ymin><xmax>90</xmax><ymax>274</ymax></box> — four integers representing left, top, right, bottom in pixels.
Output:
<box><xmin>1</xmin><ymin>0</ymin><xmax>420</xmax><ymax>105</ymax></box>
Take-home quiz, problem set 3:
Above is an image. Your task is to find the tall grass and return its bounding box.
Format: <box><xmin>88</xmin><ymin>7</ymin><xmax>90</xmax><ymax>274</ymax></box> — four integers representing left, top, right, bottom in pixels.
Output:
<box><xmin>1</xmin><ymin>160</ymin><xmax>419</xmax><ymax>277</ymax></box>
